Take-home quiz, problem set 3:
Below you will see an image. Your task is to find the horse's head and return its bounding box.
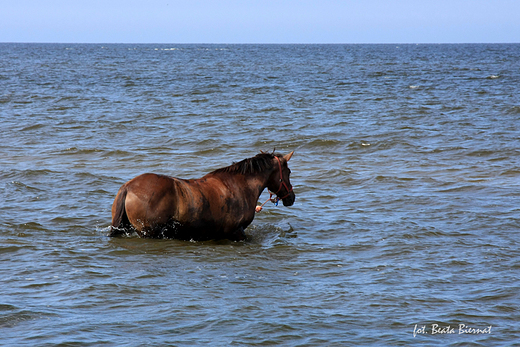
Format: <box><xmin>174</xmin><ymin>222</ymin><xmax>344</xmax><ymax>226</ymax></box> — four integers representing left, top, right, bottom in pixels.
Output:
<box><xmin>267</xmin><ymin>151</ymin><xmax>296</xmax><ymax>207</ymax></box>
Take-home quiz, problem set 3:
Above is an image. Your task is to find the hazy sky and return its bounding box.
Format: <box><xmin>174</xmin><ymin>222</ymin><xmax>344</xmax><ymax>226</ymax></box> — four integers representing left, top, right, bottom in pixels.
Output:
<box><xmin>2</xmin><ymin>0</ymin><xmax>519</xmax><ymax>43</ymax></box>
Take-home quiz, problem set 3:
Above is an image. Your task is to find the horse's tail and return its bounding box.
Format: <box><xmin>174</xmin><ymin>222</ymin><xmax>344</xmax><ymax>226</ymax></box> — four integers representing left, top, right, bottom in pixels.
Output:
<box><xmin>110</xmin><ymin>185</ymin><xmax>129</xmax><ymax>236</ymax></box>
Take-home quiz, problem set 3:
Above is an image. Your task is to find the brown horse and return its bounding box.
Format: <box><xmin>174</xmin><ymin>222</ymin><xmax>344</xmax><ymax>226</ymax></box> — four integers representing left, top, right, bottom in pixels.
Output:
<box><xmin>110</xmin><ymin>151</ymin><xmax>295</xmax><ymax>241</ymax></box>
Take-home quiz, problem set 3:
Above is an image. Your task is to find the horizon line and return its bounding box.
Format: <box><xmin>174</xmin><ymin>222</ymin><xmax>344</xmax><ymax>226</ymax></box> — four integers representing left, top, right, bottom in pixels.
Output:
<box><xmin>2</xmin><ymin>41</ymin><xmax>519</xmax><ymax>45</ymax></box>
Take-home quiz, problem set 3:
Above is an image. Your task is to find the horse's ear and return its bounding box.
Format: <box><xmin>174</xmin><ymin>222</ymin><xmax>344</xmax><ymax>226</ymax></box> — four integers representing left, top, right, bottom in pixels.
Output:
<box><xmin>284</xmin><ymin>151</ymin><xmax>294</xmax><ymax>162</ymax></box>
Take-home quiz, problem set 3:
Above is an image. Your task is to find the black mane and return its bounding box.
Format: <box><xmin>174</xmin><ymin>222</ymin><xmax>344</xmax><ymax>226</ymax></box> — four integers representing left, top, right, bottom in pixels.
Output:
<box><xmin>212</xmin><ymin>152</ymin><xmax>279</xmax><ymax>175</ymax></box>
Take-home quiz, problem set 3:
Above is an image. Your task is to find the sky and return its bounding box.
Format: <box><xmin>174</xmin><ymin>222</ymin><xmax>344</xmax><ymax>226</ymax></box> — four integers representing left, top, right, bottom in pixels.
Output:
<box><xmin>1</xmin><ymin>0</ymin><xmax>519</xmax><ymax>44</ymax></box>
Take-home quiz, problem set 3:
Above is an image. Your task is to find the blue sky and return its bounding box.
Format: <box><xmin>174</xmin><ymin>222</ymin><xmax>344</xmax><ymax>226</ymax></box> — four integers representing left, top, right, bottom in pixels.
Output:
<box><xmin>2</xmin><ymin>0</ymin><xmax>519</xmax><ymax>43</ymax></box>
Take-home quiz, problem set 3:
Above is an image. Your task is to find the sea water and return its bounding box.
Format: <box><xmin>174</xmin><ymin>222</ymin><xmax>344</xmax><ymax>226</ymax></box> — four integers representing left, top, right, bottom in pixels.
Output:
<box><xmin>1</xmin><ymin>43</ymin><xmax>519</xmax><ymax>346</ymax></box>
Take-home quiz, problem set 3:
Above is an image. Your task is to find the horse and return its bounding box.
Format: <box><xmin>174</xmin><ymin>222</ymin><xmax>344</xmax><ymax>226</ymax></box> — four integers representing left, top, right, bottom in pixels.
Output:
<box><xmin>109</xmin><ymin>151</ymin><xmax>295</xmax><ymax>241</ymax></box>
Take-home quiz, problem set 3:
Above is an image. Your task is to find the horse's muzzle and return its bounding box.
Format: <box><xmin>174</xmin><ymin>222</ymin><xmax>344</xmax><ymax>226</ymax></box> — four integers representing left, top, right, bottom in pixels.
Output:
<box><xmin>282</xmin><ymin>192</ymin><xmax>295</xmax><ymax>207</ymax></box>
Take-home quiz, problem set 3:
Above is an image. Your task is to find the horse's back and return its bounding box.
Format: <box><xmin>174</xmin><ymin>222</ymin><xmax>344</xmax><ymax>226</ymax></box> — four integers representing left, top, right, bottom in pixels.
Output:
<box><xmin>127</xmin><ymin>172</ymin><xmax>175</xmax><ymax>190</ymax></box>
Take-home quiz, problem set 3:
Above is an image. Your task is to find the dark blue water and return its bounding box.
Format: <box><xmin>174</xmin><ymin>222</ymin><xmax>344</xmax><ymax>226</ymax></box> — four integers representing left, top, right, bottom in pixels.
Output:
<box><xmin>1</xmin><ymin>43</ymin><xmax>519</xmax><ymax>346</ymax></box>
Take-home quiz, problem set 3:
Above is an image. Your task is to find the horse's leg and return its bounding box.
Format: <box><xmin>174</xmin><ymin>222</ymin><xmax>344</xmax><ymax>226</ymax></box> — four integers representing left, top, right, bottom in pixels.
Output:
<box><xmin>229</xmin><ymin>227</ymin><xmax>246</xmax><ymax>241</ymax></box>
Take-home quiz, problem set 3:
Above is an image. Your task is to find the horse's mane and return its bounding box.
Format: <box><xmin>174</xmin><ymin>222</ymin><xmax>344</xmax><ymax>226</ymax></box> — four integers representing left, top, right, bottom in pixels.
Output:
<box><xmin>211</xmin><ymin>152</ymin><xmax>280</xmax><ymax>175</ymax></box>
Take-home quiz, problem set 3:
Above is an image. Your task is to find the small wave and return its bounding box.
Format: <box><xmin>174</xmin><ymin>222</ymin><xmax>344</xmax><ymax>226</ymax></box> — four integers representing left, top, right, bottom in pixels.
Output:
<box><xmin>60</xmin><ymin>147</ymin><xmax>104</xmax><ymax>155</ymax></box>
<box><xmin>259</xmin><ymin>106</ymin><xmax>284</xmax><ymax>113</ymax></box>
<box><xmin>2</xmin><ymin>169</ymin><xmax>58</xmax><ymax>182</ymax></box>
<box><xmin>305</xmin><ymin>138</ymin><xmax>344</xmax><ymax>148</ymax></box>
<box><xmin>47</xmin><ymin>105</ymin><xmax>74</xmax><ymax>111</ymax></box>
<box><xmin>347</xmin><ymin>141</ymin><xmax>372</xmax><ymax>149</ymax></box>
<box><xmin>438</xmin><ymin>184</ymin><xmax>482</xmax><ymax>193</ymax></box>
<box><xmin>245</xmin><ymin>222</ymin><xmax>295</xmax><ymax>245</ymax></box>
<box><xmin>191</xmin><ymin>88</ymin><xmax>219</xmax><ymax>95</ymax></box>
<box><xmin>500</xmin><ymin>168</ymin><xmax>520</xmax><ymax>176</ymax></box>
<box><xmin>155</xmin><ymin>48</ymin><xmax>181</xmax><ymax>51</ymax></box>
<box><xmin>487</xmin><ymin>75</ymin><xmax>500</xmax><ymax>79</ymax></box>
<box><xmin>0</xmin><ymin>95</ymin><xmax>12</xmax><ymax>103</ymax></box>
<box><xmin>467</xmin><ymin>149</ymin><xmax>496</xmax><ymax>157</ymax></box>
<box><xmin>20</xmin><ymin>124</ymin><xmax>47</xmax><ymax>131</ymax></box>
<box><xmin>374</xmin><ymin>175</ymin><xmax>416</xmax><ymax>183</ymax></box>
<box><xmin>16</xmin><ymin>222</ymin><xmax>46</xmax><ymax>232</ymax></box>
<box><xmin>0</xmin><ymin>245</ymin><xmax>24</xmax><ymax>254</ymax></box>
<box><xmin>0</xmin><ymin>309</ymin><xmax>58</xmax><ymax>328</ymax></box>
<box><xmin>190</xmin><ymin>98</ymin><xmax>209</xmax><ymax>103</ymax></box>
<box><xmin>506</xmin><ymin>106</ymin><xmax>520</xmax><ymax>115</ymax></box>
<box><xmin>11</xmin><ymin>181</ymin><xmax>44</xmax><ymax>192</ymax></box>
<box><xmin>317</xmin><ymin>168</ymin><xmax>354</xmax><ymax>180</ymax></box>
<box><xmin>104</xmin><ymin>149</ymin><xmax>134</xmax><ymax>157</ymax></box>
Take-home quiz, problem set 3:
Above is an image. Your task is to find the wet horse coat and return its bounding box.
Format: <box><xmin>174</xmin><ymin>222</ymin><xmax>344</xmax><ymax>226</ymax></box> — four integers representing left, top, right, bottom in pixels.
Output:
<box><xmin>110</xmin><ymin>151</ymin><xmax>295</xmax><ymax>240</ymax></box>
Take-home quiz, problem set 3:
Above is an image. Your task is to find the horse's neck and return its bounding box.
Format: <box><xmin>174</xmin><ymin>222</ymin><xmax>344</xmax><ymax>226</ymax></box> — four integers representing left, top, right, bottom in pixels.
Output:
<box><xmin>247</xmin><ymin>174</ymin><xmax>271</xmax><ymax>197</ymax></box>
<box><xmin>212</xmin><ymin>171</ymin><xmax>272</xmax><ymax>198</ymax></box>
